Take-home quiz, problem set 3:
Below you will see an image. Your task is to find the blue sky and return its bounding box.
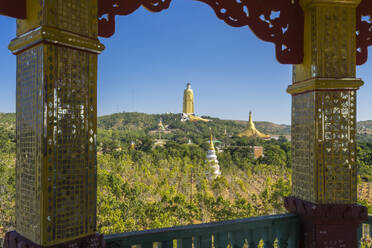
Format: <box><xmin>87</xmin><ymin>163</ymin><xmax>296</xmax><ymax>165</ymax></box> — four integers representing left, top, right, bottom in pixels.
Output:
<box><xmin>0</xmin><ymin>1</ymin><xmax>371</xmax><ymax>124</ymax></box>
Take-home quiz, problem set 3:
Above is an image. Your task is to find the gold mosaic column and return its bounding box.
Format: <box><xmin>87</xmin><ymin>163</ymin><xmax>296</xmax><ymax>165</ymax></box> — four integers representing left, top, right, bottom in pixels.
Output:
<box><xmin>5</xmin><ymin>0</ymin><xmax>104</xmax><ymax>247</ymax></box>
<box><xmin>289</xmin><ymin>0</ymin><xmax>363</xmax><ymax>205</ymax></box>
<box><xmin>285</xmin><ymin>0</ymin><xmax>368</xmax><ymax>247</ymax></box>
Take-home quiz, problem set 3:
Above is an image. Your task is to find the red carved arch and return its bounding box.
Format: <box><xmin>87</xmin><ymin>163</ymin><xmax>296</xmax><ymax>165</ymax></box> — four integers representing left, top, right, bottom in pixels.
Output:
<box><xmin>98</xmin><ymin>0</ymin><xmax>304</xmax><ymax>64</ymax></box>
<box><xmin>0</xmin><ymin>0</ymin><xmax>26</xmax><ymax>19</ymax></box>
<box><xmin>193</xmin><ymin>0</ymin><xmax>304</xmax><ymax>64</ymax></box>
<box><xmin>2</xmin><ymin>0</ymin><xmax>372</xmax><ymax>65</ymax></box>
<box><xmin>98</xmin><ymin>0</ymin><xmax>172</xmax><ymax>38</ymax></box>
<box><xmin>356</xmin><ymin>0</ymin><xmax>372</xmax><ymax>65</ymax></box>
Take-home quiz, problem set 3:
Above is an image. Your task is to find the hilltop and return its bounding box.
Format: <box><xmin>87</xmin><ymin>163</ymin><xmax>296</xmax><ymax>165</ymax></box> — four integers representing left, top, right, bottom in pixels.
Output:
<box><xmin>2</xmin><ymin>112</ymin><xmax>372</xmax><ymax>141</ymax></box>
<box><xmin>358</xmin><ymin>120</ymin><xmax>372</xmax><ymax>142</ymax></box>
<box><xmin>98</xmin><ymin>112</ymin><xmax>291</xmax><ymax>136</ymax></box>
<box><xmin>359</xmin><ymin>120</ymin><xmax>372</xmax><ymax>131</ymax></box>
<box><xmin>98</xmin><ymin>112</ymin><xmax>372</xmax><ymax>141</ymax></box>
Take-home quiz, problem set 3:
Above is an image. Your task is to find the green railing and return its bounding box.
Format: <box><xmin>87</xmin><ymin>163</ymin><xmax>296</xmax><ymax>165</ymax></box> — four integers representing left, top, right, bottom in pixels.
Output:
<box><xmin>104</xmin><ymin>214</ymin><xmax>300</xmax><ymax>248</ymax></box>
<box><xmin>358</xmin><ymin>215</ymin><xmax>372</xmax><ymax>248</ymax></box>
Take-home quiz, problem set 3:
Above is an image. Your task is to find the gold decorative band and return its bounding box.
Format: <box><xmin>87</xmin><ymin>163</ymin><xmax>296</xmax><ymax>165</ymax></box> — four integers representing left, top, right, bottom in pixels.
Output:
<box><xmin>287</xmin><ymin>78</ymin><xmax>364</xmax><ymax>95</ymax></box>
<box><xmin>300</xmin><ymin>0</ymin><xmax>362</xmax><ymax>9</ymax></box>
<box><xmin>9</xmin><ymin>26</ymin><xmax>105</xmax><ymax>54</ymax></box>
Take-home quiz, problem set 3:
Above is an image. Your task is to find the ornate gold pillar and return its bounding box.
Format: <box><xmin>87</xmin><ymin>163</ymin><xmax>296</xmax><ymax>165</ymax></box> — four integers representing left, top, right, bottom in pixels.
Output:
<box><xmin>4</xmin><ymin>1</ymin><xmax>105</xmax><ymax>247</ymax></box>
<box><xmin>285</xmin><ymin>0</ymin><xmax>368</xmax><ymax>247</ymax></box>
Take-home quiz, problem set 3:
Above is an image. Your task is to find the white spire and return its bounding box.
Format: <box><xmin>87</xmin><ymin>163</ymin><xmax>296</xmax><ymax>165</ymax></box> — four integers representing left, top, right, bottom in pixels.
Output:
<box><xmin>206</xmin><ymin>134</ymin><xmax>221</xmax><ymax>180</ymax></box>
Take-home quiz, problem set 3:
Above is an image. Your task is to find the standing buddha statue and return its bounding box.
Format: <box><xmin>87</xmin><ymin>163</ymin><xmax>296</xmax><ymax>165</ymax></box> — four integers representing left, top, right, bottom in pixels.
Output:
<box><xmin>183</xmin><ymin>83</ymin><xmax>194</xmax><ymax>115</ymax></box>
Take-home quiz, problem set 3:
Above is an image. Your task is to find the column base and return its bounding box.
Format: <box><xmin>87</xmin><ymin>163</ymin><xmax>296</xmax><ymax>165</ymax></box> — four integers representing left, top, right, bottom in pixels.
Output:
<box><xmin>3</xmin><ymin>231</ymin><xmax>106</xmax><ymax>248</ymax></box>
<box><xmin>285</xmin><ymin>197</ymin><xmax>368</xmax><ymax>248</ymax></box>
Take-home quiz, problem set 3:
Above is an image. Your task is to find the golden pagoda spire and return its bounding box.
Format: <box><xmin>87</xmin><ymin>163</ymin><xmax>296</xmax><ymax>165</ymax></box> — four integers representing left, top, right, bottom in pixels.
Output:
<box><xmin>248</xmin><ymin>111</ymin><xmax>255</xmax><ymax>128</ymax></box>
<box><xmin>209</xmin><ymin>134</ymin><xmax>215</xmax><ymax>151</ymax></box>
<box><xmin>206</xmin><ymin>133</ymin><xmax>221</xmax><ymax>180</ymax></box>
<box><xmin>130</xmin><ymin>141</ymin><xmax>136</xmax><ymax>150</ymax></box>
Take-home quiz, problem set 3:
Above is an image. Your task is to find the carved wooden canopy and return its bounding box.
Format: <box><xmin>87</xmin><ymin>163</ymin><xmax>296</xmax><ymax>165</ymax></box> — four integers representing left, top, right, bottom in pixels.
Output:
<box><xmin>96</xmin><ymin>0</ymin><xmax>372</xmax><ymax>65</ymax></box>
<box><xmin>97</xmin><ymin>0</ymin><xmax>304</xmax><ymax>64</ymax></box>
<box><xmin>1</xmin><ymin>0</ymin><xmax>372</xmax><ymax>65</ymax></box>
<box><xmin>0</xmin><ymin>0</ymin><xmax>26</xmax><ymax>19</ymax></box>
<box><xmin>357</xmin><ymin>0</ymin><xmax>372</xmax><ymax>65</ymax></box>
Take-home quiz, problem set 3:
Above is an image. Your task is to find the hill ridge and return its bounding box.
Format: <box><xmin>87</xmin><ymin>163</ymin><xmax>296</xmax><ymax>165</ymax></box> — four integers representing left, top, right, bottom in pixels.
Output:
<box><xmin>1</xmin><ymin>112</ymin><xmax>372</xmax><ymax>139</ymax></box>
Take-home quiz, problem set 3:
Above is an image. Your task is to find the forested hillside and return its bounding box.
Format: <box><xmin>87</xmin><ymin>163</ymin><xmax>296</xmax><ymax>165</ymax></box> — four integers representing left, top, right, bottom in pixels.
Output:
<box><xmin>98</xmin><ymin>112</ymin><xmax>291</xmax><ymax>136</ymax></box>
<box><xmin>0</xmin><ymin>112</ymin><xmax>371</xmax><ymax>246</ymax></box>
<box><xmin>358</xmin><ymin>120</ymin><xmax>372</xmax><ymax>134</ymax></box>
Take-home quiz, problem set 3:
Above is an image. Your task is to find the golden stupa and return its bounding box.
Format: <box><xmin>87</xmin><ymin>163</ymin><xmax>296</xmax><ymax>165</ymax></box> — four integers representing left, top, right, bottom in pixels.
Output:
<box><xmin>157</xmin><ymin>118</ymin><xmax>166</xmax><ymax>131</ymax></box>
<box><xmin>238</xmin><ymin>112</ymin><xmax>270</xmax><ymax>139</ymax></box>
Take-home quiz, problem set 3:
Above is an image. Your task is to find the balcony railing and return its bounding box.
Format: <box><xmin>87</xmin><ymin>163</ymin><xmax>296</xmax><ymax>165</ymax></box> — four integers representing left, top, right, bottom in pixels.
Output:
<box><xmin>104</xmin><ymin>214</ymin><xmax>300</xmax><ymax>248</ymax></box>
<box><xmin>105</xmin><ymin>214</ymin><xmax>372</xmax><ymax>248</ymax></box>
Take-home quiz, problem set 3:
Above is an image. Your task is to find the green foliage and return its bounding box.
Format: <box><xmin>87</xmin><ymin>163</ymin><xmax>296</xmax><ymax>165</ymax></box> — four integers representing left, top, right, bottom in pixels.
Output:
<box><xmin>258</xmin><ymin>144</ymin><xmax>287</xmax><ymax>168</ymax></box>
<box><xmin>0</xmin><ymin>114</ymin><xmax>15</xmax><ymax>154</ymax></box>
<box><xmin>0</xmin><ymin>153</ymin><xmax>15</xmax><ymax>245</ymax></box>
<box><xmin>358</xmin><ymin>142</ymin><xmax>372</xmax><ymax>181</ymax></box>
<box><xmin>0</xmin><ymin>112</ymin><xmax>371</xmax><ymax>244</ymax></box>
<box><xmin>98</xmin><ymin>112</ymin><xmax>290</xmax><ymax>144</ymax></box>
<box><xmin>94</xmin><ymin>146</ymin><xmax>294</xmax><ymax>233</ymax></box>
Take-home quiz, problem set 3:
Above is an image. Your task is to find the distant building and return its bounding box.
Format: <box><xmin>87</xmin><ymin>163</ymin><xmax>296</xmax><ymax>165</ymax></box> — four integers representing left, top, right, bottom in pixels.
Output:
<box><xmin>149</xmin><ymin>118</ymin><xmax>172</xmax><ymax>135</ymax></box>
<box><xmin>269</xmin><ymin>135</ymin><xmax>291</xmax><ymax>141</ymax></box>
<box><xmin>238</xmin><ymin>111</ymin><xmax>270</xmax><ymax>139</ymax></box>
<box><xmin>253</xmin><ymin>146</ymin><xmax>264</xmax><ymax>159</ymax></box>
<box><xmin>206</xmin><ymin>135</ymin><xmax>221</xmax><ymax>180</ymax></box>
<box><xmin>269</xmin><ymin>135</ymin><xmax>280</xmax><ymax>140</ymax></box>
<box><xmin>153</xmin><ymin>139</ymin><xmax>167</xmax><ymax>147</ymax></box>
<box><xmin>151</xmin><ymin>118</ymin><xmax>170</xmax><ymax>147</ymax></box>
